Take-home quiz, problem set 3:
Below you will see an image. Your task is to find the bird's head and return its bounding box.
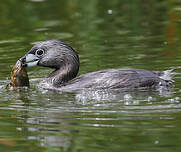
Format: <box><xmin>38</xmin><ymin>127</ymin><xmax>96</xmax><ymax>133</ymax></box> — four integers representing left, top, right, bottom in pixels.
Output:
<box><xmin>20</xmin><ymin>40</ymin><xmax>79</xmax><ymax>84</ymax></box>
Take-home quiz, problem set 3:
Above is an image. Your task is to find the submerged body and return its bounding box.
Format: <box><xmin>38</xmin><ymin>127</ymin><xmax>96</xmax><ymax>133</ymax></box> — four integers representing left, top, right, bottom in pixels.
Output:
<box><xmin>19</xmin><ymin>40</ymin><xmax>174</xmax><ymax>91</ymax></box>
<box><xmin>8</xmin><ymin>60</ymin><xmax>29</xmax><ymax>88</ymax></box>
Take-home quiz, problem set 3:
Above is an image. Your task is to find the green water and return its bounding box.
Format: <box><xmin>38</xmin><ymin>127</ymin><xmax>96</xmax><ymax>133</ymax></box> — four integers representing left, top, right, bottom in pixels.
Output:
<box><xmin>0</xmin><ymin>0</ymin><xmax>181</xmax><ymax>152</ymax></box>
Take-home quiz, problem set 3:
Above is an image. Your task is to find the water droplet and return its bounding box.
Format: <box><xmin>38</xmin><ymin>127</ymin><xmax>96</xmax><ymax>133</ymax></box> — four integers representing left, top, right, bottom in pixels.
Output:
<box><xmin>124</xmin><ymin>94</ymin><xmax>132</xmax><ymax>101</ymax></box>
<box><xmin>175</xmin><ymin>97</ymin><xmax>180</xmax><ymax>100</ymax></box>
<box><xmin>107</xmin><ymin>9</ymin><xmax>113</xmax><ymax>14</ymax></box>
<box><xmin>148</xmin><ymin>96</ymin><xmax>153</xmax><ymax>101</ymax></box>
<box><xmin>164</xmin><ymin>41</ymin><xmax>168</xmax><ymax>45</ymax></box>
<box><xmin>16</xmin><ymin>127</ymin><xmax>22</xmax><ymax>131</ymax></box>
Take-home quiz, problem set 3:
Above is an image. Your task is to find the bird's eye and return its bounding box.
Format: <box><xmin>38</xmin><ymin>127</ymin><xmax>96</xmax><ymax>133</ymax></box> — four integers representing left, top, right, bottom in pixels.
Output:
<box><xmin>35</xmin><ymin>49</ymin><xmax>44</xmax><ymax>57</ymax></box>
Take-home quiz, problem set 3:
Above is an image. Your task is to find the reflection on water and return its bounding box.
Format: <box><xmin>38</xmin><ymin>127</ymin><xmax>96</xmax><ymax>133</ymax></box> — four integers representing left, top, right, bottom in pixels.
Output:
<box><xmin>0</xmin><ymin>0</ymin><xmax>181</xmax><ymax>152</ymax></box>
<box><xmin>0</xmin><ymin>78</ymin><xmax>181</xmax><ymax>151</ymax></box>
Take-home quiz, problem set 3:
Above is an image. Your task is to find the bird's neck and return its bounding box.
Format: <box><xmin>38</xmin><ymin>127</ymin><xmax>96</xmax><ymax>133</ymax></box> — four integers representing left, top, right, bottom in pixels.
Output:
<box><xmin>47</xmin><ymin>64</ymin><xmax>79</xmax><ymax>87</ymax></box>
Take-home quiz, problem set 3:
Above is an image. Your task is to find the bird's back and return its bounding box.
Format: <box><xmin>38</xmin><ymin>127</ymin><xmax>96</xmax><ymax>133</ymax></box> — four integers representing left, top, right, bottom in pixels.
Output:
<box><xmin>57</xmin><ymin>68</ymin><xmax>169</xmax><ymax>91</ymax></box>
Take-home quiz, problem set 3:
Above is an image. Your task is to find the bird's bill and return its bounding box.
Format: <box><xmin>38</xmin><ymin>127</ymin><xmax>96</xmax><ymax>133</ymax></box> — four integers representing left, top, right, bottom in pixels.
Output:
<box><xmin>20</xmin><ymin>54</ymin><xmax>39</xmax><ymax>67</ymax></box>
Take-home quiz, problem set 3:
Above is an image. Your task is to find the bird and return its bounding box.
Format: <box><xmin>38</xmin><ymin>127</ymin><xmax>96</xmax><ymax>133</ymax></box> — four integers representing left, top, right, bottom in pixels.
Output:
<box><xmin>19</xmin><ymin>40</ymin><xmax>174</xmax><ymax>91</ymax></box>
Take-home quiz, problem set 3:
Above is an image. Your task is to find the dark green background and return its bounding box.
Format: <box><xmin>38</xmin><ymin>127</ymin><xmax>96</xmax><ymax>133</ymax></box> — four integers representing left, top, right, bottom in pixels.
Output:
<box><xmin>0</xmin><ymin>0</ymin><xmax>181</xmax><ymax>152</ymax></box>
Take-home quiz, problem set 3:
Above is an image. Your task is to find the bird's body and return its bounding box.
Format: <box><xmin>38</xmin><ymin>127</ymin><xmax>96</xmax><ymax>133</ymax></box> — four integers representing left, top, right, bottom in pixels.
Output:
<box><xmin>40</xmin><ymin>68</ymin><xmax>168</xmax><ymax>91</ymax></box>
<box><xmin>20</xmin><ymin>40</ymin><xmax>174</xmax><ymax>91</ymax></box>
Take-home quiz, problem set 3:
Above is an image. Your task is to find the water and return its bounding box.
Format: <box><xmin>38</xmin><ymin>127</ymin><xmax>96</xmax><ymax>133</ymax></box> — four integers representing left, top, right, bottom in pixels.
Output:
<box><xmin>0</xmin><ymin>0</ymin><xmax>181</xmax><ymax>152</ymax></box>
